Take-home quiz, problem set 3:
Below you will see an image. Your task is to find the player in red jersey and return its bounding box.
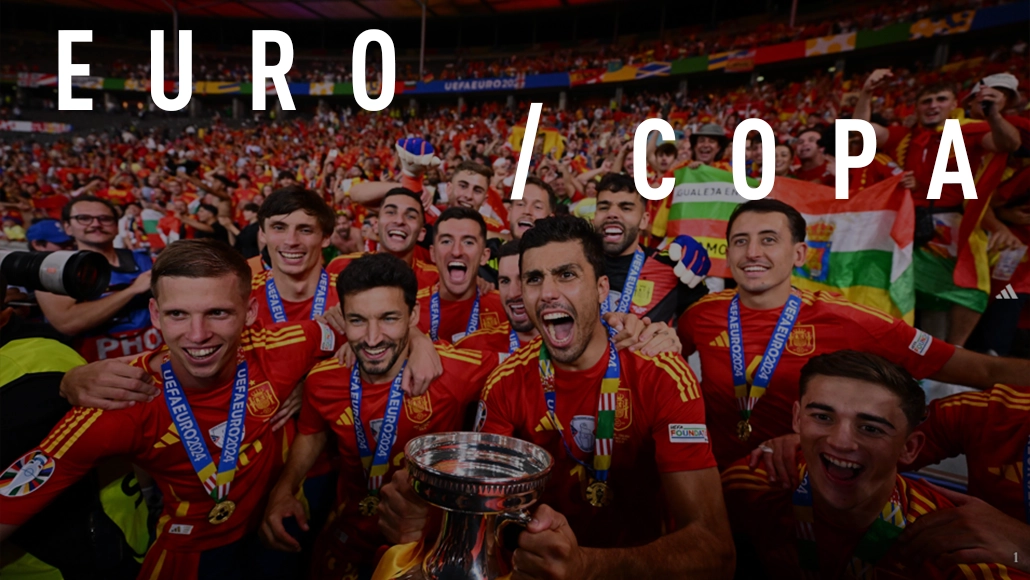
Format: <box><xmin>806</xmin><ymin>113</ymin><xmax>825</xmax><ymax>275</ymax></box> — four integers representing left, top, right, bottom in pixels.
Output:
<box><xmin>251</xmin><ymin>186</ymin><xmax>340</xmax><ymax>325</ymax></box>
<box><xmin>0</xmin><ymin>240</ymin><xmax>339</xmax><ymax>579</ymax></box>
<box><xmin>260</xmin><ymin>253</ymin><xmax>499</xmax><ymax>579</ymax></box>
<box><xmin>376</xmin><ymin>216</ymin><xmax>735</xmax><ymax>579</ymax></box>
<box><xmin>677</xmin><ymin>199</ymin><xmax>1030</xmax><ymax>469</ymax></box>
<box><xmin>592</xmin><ymin>173</ymin><xmax>709</xmax><ymax>325</ymax></box>
<box><xmin>458</xmin><ymin>241</ymin><xmax>685</xmax><ymax>359</ymax></box>
<box><xmin>416</xmin><ymin>207</ymin><xmax>505</xmax><ymax>343</ymax></box>
<box><xmin>326</xmin><ymin>188</ymin><xmax>439</xmax><ymax>291</ymax></box>
<box><xmin>721</xmin><ymin>350</ymin><xmax>1027</xmax><ymax>580</ymax></box>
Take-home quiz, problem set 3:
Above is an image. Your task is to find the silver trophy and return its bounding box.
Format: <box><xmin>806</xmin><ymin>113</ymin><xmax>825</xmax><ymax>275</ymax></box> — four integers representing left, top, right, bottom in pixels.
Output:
<box><xmin>397</xmin><ymin>431</ymin><xmax>553</xmax><ymax>580</ymax></box>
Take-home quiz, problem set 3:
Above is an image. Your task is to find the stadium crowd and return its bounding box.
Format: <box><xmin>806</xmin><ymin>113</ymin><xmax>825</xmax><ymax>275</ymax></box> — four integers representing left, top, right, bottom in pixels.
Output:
<box><xmin>0</xmin><ymin>23</ymin><xmax>1028</xmax><ymax>580</ymax></box>
<box><xmin>0</xmin><ymin>0</ymin><xmax>1016</xmax><ymax>84</ymax></box>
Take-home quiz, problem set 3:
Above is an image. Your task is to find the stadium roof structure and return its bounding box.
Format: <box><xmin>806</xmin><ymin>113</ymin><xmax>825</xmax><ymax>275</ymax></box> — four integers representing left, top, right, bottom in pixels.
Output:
<box><xmin>24</xmin><ymin>0</ymin><xmax>620</xmax><ymax>19</ymax></box>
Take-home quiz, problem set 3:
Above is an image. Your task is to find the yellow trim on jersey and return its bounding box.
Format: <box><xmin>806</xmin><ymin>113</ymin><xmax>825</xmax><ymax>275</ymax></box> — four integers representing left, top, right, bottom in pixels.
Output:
<box><xmin>908</xmin><ymin>486</ymin><xmax>938</xmax><ymax>513</ymax></box>
<box><xmin>437</xmin><ymin>346</ymin><xmax>485</xmax><ymax>365</ymax></box>
<box><xmin>42</xmin><ymin>408</ymin><xmax>102</xmax><ymax>456</ymax></box>
<box><xmin>990</xmin><ymin>389</ymin><xmax>1030</xmax><ymax>409</ymax></box>
<box><xmin>416</xmin><ymin>287</ymin><xmax>432</xmax><ymax>300</ymax></box>
<box><xmin>308</xmin><ymin>358</ymin><xmax>345</xmax><ymax>377</ymax></box>
<box><xmin>54</xmin><ymin>409</ymin><xmax>103</xmax><ymax>459</ymax></box>
<box><xmin>480</xmin><ymin>346</ymin><xmax>537</xmax><ymax>401</ymax></box>
<box><xmin>814</xmin><ymin>292</ymin><xmax>895</xmax><ymax>324</ymax></box>
<box><xmin>415</xmin><ymin>258</ymin><xmax>438</xmax><ymax>273</ymax></box>
<box><xmin>650</xmin><ymin>352</ymin><xmax>701</xmax><ymax>402</ymax></box>
<box><xmin>993</xmin><ymin>384</ymin><xmax>1030</xmax><ymax>400</ymax></box>
<box><xmin>148</xmin><ymin>549</ymin><xmax>168</xmax><ymax>580</ymax></box>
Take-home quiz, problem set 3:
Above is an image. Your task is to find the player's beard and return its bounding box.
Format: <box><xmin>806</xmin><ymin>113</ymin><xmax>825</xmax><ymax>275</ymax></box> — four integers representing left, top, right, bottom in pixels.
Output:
<box><xmin>354</xmin><ymin>335</ymin><xmax>409</xmax><ymax>381</ymax></box>
<box><xmin>602</xmin><ymin>222</ymin><xmax>640</xmax><ymax>256</ymax></box>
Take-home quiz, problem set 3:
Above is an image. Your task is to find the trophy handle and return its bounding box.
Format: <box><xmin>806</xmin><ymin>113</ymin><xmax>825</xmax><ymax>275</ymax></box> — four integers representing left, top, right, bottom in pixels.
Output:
<box><xmin>495</xmin><ymin>510</ymin><xmax>532</xmax><ymax>552</ymax></box>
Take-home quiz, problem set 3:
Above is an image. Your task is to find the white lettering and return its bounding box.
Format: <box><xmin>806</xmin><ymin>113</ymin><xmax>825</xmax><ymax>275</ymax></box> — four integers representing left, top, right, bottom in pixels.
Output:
<box><xmin>733</xmin><ymin>118</ymin><xmax>775</xmax><ymax>200</ymax></box>
<box><xmin>150</xmin><ymin>30</ymin><xmax>192</xmax><ymax>111</ymax></box>
<box><xmin>634</xmin><ymin>118</ymin><xmax>675</xmax><ymax>200</ymax></box>
<box><xmin>352</xmin><ymin>29</ymin><xmax>395</xmax><ymax>112</ymax></box>
<box><xmin>834</xmin><ymin>120</ymin><xmax>876</xmax><ymax>199</ymax></box>
<box><xmin>928</xmin><ymin>119</ymin><xmax>977</xmax><ymax>200</ymax></box>
<box><xmin>252</xmin><ymin>30</ymin><xmax>295</xmax><ymax>111</ymax></box>
<box><xmin>58</xmin><ymin>30</ymin><xmax>92</xmax><ymax>111</ymax></box>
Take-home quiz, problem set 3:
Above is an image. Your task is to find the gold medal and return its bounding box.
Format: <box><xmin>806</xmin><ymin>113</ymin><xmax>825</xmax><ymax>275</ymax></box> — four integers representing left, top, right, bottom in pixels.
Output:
<box><xmin>737</xmin><ymin>419</ymin><xmax>752</xmax><ymax>442</ymax></box>
<box><xmin>208</xmin><ymin>500</ymin><xmax>236</xmax><ymax>525</ymax></box>
<box><xmin>358</xmin><ymin>495</ymin><xmax>380</xmax><ymax>517</ymax></box>
<box><xmin>585</xmin><ymin>481</ymin><xmax>612</xmax><ymax>507</ymax></box>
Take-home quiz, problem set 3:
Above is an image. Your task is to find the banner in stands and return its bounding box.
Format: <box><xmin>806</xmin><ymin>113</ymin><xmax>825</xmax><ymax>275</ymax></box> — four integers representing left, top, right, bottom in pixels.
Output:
<box><xmin>0</xmin><ymin>120</ymin><xmax>74</xmax><ymax>134</ymax></box>
<box><xmin>409</xmin><ymin>73</ymin><xmax>570</xmax><ymax>94</ymax></box>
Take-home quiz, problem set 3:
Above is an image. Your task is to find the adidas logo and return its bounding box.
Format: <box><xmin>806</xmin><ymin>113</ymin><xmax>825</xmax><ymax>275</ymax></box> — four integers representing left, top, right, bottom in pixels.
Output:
<box><xmin>995</xmin><ymin>284</ymin><xmax>1018</xmax><ymax>300</ymax></box>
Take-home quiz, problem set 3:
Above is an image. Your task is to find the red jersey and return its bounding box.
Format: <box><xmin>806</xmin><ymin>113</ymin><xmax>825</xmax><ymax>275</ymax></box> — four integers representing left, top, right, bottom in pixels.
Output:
<box><xmin>454</xmin><ymin>322</ymin><xmax>517</xmax><ymax>356</ymax></box>
<box><xmin>907</xmin><ymin>384</ymin><xmax>1030</xmax><ymax>521</ymax></box>
<box><xmin>478</xmin><ymin>338</ymin><xmax>715</xmax><ymax>548</ymax></box>
<box><xmin>721</xmin><ymin>455</ymin><xmax>1028</xmax><ymax>580</ymax></box>
<box><xmin>849</xmin><ymin>153</ymin><xmax>903</xmax><ymax>192</ymax></box>
<box><xmin>250</xmin><ymin>269</ymin><xmax>341</xmax><ymax>326</ymax></box>
<box><xmin>678</xmin><ymin>289</ymin><xmax>955</xmax><ymax>468</ymax></box>
<box><xmin>298</xmin><ymin>345</ymin><xmax>498</xmax><ymax>575</ymax></box>
<box><xmin>415</xmin><ymin>286</ymin><xmax>506</xmax><ymax>344</ymax></box>
<box><xmin>0</xmin><ymin>321</ymin><xmax>337</xmax><ymax>579</ymax></box>
<box><xmin>791</xmin><ymin>160</ymin><xmax>835</xmax><ymax>186</ymax></box>
<box><xmin>326</xmin><ymin>252</ymin><xmax>439</xmax><ymax>292</ymax></box>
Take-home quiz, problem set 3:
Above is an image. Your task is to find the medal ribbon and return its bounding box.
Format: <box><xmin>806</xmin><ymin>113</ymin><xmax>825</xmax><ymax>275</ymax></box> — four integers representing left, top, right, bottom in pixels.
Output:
<box><xmin>349</xmin><ymin>362</ymin><xmax>407</xmax><ymax>495</ymax></box>
<box><xmin>539</xmin><ymin>341</ymin><xmax>620</xmax><ymax>482</ymax></box>
<box><xmin>600</xmin><ymin>249</ymin><xmax>645</xmax><ymax>337</ymax></box>
<box><xmin>429</xmin><ymin>286</ymin><xmax>480</xmax><ymax>342</ymax></box>
<box><xmin>727</xmin><ymin>290</ymin><xmax>802</xmax><ymax>422</ymax></box>
<box><xmin>793</xmin><ymin>466</ymin><xmax>906</xmax><ymax>579</ymax></box>
<box><xmin>161</xmin><ymin>354</ymin><xmax>249</xmax><ymax>502</ymax></box>
<box><xmin>265</xmin><ymin>269</ymin><xmax>330</xmax><ymax>323</ymax></box>
<box><xmin>508</xmin><ymin>327</ymin><xmax>521</xmax><ymax>354</ymax></box>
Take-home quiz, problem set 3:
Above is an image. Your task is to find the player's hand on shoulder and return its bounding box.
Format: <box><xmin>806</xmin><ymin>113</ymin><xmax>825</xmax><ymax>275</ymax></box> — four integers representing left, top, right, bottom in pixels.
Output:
<box><xmin>60</xmin><ymin>356</ymin><xmax>159</xmax><ymax>410</ymax></box>
<box><xmin>378</xmin><ymin>468</ymin><xmax>430</xmax><ymax>545</ymax></box>
<box><xmin>747</xmin><ymin>433</ymin><xmax>801</xmax><ymax>489</ymax></box>
<box><xmin>404</xmin><ymin>332</ymin><xmax>443</xmax><ymax>397</ymax></box>
<box><xmin>512</xmin><ymin>504</ymin><xmax>590</xmax><ymax>580</ymax></box>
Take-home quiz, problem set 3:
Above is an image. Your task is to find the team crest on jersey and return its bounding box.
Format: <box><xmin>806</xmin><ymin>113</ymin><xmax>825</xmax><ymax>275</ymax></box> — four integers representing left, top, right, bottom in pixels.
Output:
<box><xmin>404</xmin><ymin>394</ymin><xmax>433</xmax><ymax>424</ymax></box>
<box><xmin>0</xmin><ymin>451</ymin><xmax>55</xmax><ymax>497</ymax></box>
<box><xmin>786</xmin><ymin>325</ymin><xmax>816</xmax><ymax>356</ymax></box>
<box><xmin>481</xmin><ymin>312</ymin><xmax>501</xmax><ymax>330</ymax></box>
<box><xmin>209</xmin><ymin>421</ymin><xmax>245</xmax><ymax>449</ymax></box>
<box><xmin>632</xmin><ymin>280</ymin><xmax>655</xmax><ymax>307</ymax></box>
<box><xmin>247</xmin><ymin>381</ymin><xmax>280</xmax><ymax>418</ymax></box>
<box><xmin>570</xmin><ymin>415</ymin><xmax>596</xmax><ymax>453</ymax></box>
<box><xmin>615</xmin><ymin>388</ymin><xmax>632</xmax><ymax>431</ymax></box>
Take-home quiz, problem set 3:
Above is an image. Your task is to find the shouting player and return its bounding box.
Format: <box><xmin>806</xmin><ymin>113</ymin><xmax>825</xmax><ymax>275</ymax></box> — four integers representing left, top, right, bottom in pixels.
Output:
<box><xmin>376</xmin><ymin>216</ymin><xmax>736</xmax><ymax>579</ymax></box>
<box><xmin>417</xmin><ymin>207</ymin><xmax>505</xmax><ymax>343</ymax></box>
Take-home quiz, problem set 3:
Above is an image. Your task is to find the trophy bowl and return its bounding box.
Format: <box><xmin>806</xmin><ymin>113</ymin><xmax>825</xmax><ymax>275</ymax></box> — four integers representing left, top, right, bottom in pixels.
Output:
<box><xmin>400</xmin><ymin>432</ymin><xmax>553</xmax><ymax>580</ymax></box>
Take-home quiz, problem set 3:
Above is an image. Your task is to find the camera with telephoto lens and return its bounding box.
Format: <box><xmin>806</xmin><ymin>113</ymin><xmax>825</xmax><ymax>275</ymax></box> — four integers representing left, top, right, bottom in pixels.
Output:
<box><xmin>0</xmin><ymin>251</ymin><xmax>111</xmax><ymax>301</ymax></box>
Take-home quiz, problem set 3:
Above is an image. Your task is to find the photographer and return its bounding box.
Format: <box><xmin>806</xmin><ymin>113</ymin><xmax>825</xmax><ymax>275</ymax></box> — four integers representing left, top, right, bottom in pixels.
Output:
<box><xmin>35</xmin><ymin>196</ymin><xmax>160</xmax><ymax>362</ymax></box>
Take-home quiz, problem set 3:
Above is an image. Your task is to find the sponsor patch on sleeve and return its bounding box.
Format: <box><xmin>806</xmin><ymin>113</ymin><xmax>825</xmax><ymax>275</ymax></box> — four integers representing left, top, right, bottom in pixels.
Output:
<box><xmin>908</xmin><ymin>329</ymin><xmax>932</xmax><ymax>356</ymax></box>
<box><xmin>318</xmin><ymin>321</ymin><xmax>336</xmax><ymax>353</ymax></box>
<box><xmin>668</xmin><ymin>424</ymin><xmax>709</xmax><ymax>443</ymax></box>
<box><xmin>0</xmin><ymin>451</ymin><xmax>55</xmax><ymax>497</ymax></box>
